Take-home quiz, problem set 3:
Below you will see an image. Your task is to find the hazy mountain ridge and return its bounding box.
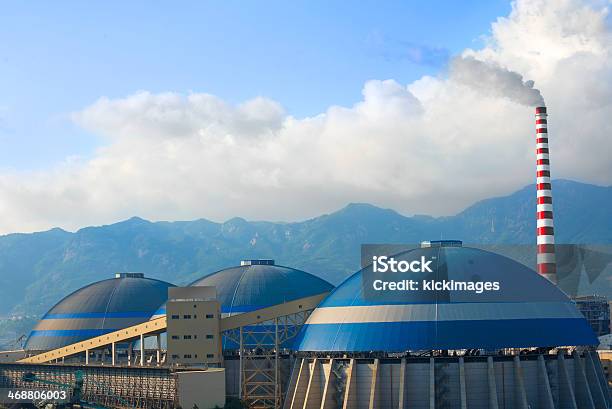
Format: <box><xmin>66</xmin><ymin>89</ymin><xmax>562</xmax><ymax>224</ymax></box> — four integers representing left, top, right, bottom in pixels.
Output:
<box><xmin>1</xmin><ymin>179</ymin><xmax>610</xmax><ymax>318</ymax></box>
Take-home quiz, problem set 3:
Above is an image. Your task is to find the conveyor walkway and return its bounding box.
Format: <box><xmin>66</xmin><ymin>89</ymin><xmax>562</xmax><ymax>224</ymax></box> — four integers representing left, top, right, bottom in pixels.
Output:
<box><xmin>19</xmin><ymin>293</ymin><xmax>327</xmax><ymax>364</ymax></box>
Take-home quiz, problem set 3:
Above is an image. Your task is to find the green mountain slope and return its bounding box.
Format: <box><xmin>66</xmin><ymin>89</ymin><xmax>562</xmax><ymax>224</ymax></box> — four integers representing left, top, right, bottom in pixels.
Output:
<box><xmin>0</xmin><ymin>179</ymin><xmax>610</xmax><ymax>319</ymax></box>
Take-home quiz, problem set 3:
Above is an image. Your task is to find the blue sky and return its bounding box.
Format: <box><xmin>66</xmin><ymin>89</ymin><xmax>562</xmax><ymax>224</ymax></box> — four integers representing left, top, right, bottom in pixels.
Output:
<box><xmin>0</xmin><ymin>0</ymin><xmax>510</xmax><ymax>170</ymax></box>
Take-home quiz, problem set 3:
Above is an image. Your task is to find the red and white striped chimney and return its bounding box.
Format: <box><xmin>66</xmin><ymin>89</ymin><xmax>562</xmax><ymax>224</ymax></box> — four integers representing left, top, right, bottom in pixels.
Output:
<box><xmin>535</xmin><ymin>106</ymin><xmax>557</xmax><ymax>284</ymax></box>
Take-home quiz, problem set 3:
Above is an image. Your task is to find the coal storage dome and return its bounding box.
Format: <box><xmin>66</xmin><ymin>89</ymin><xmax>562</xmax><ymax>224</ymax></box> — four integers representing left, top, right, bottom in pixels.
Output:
<box><xmin>190</xmin><ymin>260</ymin><xmax>333</xmax><ymax>315</ymax></box>
<box><xmin>295</xmin><ymin>243</ymin><xmax>597</xmax><ymax>352</ymax></box>
<box><xmin>25</xmin><ymin>273</ymin><xmax>175</xmax><ymax>351</ymax></box>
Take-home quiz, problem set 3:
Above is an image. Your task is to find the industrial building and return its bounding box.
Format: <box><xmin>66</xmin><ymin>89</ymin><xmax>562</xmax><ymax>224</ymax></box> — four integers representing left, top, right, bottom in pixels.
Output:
<box><xmin>286</xmin><ymin>241</ymin><xmax>605</xmax><ymax>408</ymax></box>
<box><xmin>0</xmin><ymin>106</ymin><xmax>608</xmax><ymax>409</ymax></box>
<box><xmin>24</xmin><ymin>272</ymin><xmax>175</xmax><ymax>353</ymax></box>
<box><xmin>573</xmin><ymin>295</ymin><xmax>611</xmax><ymax>337</ymax></box>
<box><xmin>4</xmin><ymin>260</ymin><xmax>334</xmax><ymax>408</ymax></box>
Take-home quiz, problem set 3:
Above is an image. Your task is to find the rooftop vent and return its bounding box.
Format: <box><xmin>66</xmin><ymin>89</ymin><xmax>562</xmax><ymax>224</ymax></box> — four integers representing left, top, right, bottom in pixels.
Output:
<box><xmin>420</xmin><ymin>240</ymin><xmax>462</xmax><ymax>248</ymax></box>
<box><xmin>115</xmin><ymin>272</ymin><xmax>145</xmax><ymax>279</ymax></box>
<box><xmin>241</xmin><ymin>259</ymin><xmax>275</xmax><ymax>266</ymax></box>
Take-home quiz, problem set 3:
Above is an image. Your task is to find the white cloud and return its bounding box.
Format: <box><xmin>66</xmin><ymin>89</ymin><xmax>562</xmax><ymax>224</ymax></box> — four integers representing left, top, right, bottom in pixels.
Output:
<box><xmin>0</xmin><ymin>0</ymin><xmax>611</xmax><ymax>234</ymax></box>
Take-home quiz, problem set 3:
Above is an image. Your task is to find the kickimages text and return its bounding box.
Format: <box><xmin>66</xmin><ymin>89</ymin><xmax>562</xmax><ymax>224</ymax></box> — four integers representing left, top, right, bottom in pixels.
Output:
<box><xmin>372</xmin><ymin>279</ymin><xmax>500</xmax><ymax>294</ymax></box>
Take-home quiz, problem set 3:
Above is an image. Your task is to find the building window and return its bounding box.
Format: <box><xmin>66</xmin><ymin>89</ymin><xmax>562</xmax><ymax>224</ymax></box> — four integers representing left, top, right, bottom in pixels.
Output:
<box><xmin>194</xmin><ymin>354</ymin><xmax>198</xmax><ymax>358</ymax></box>
<box><xmin>183</xmin><ymin>314</ymin><xmax>191</xmax><ymax>319</ymax></box>
<box><xmin>206</xmin><ymin>354</ymin><xmax>214</xmax><ymax>359</ymax></box>
<box><xmin>183</xmin><ymin>335</ymin><xmax>192</xmax><ymax>339</ymax></box>
<box><xmin>193</xmin><ymin>314</ymin><xmax>197</xmax><ymax>319</ymax></box>
<box><xmin>194</xmin><ymin>335</ymin><xmax>197</xmax><ymax>339</ymax></box>
<box><xmin>171</xmin><ymin>354</ymin><xmax>179</xmax><ymax>359</ymax></box>
<box><xmin>206</xmin><ymin>314</ymin><xmax>214</xmax><ymax>319</ymax></box>
<box><xmin>184</xmin><ymin>354</ymin><xmax>192</xmax><ymax>359</ymax></box>
<box><xmin>171</xmin><ymin>335</ymin><xmax>179</xmax><ymax>340</ymax></box>
<box><xmin>206</xmin><ymin>334</ymin><xmax>214</xmax><ymax>339</ymax></box>
<box><xmin>171</xmin><ymin>315</ymin><xmax>179</xmax><ymax>319</ymax></box>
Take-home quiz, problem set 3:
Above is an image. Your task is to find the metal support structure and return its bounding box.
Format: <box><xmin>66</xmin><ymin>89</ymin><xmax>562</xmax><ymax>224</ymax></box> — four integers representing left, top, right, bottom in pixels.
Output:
<box><xmin>342</xmin><ymin>359</ymin><xmax>356</xmax><ymax>409</ymax></box>
<box><xmin>0</xmin><ymin>362</ymin><xmax>177</xmax><ymax>408</ymax></box>
<box><xmin>239</xmin><ymin>326</ymin><xmax>244</xmax><ymax>399</ymax></box>
<box><xmin>156</xmin><ymin>334</ymin><xmax>161</xmax><ymax>366</ymax></box>
<box><xmin>398</xmin><ymin>358</ymin><xmax>407</xmax><ymax>409</ymax></box>
<box><xmin>140</xmin><ymin>334</ymin><xmax>145</xmax><ymax>366</ymax></box>
<box><xmin>368</xmin><ymin>359</ymin><xmax>379</xmax><ymax>409</ymax></box>
<box><xmin>572</xmin><ymin>351</ymin><xmax>595</xmax><ymax>409</ymax></box>
<box><xmin>487</xmin><ymin>356</ymin><xmax>499</xmax><ymax>409</ymax></box>
<box><xmin>429</xmin><ymin>358</ymin><xmax>435</xmax><ymax>409</ymax></box>
<box><xmin>513</xmin><ymin>355</ymin><xmax>529</xmax><ymax>409</ymax></box>
<box><xmin>127</xmin><ymin>342</ymin><xmax>133</xmax><ymax>366</ymax></box>
<box><xmin>537</xmin><ymin>355</ymin><xmax>555</xmax><ymax>409</ymax></box>
<box><xmin>459</xmin><ymin>357</ymin><xmax>467</xmax><ymax>409</ymax></box>
<box><xmin>557</xmin><ymin>352</ymin><xmax>578</xmax><ymax>409</ymax></box>
<box><xmin>274</xmin><ymin>317</ymin><xmax>279</xmax><ymax>405</ymax></box>
<box><xmin>225</xmin><ymin>308</ymin><xmax>315</xmax><ymax>409</ymax></box>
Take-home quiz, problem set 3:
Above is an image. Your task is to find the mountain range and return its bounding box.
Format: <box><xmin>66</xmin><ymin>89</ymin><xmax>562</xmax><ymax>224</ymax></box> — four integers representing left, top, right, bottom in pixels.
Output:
<box><xmin>0</xmin><ymin>179</ymin><xmax>610</xmax><ymax>322</ymax></box>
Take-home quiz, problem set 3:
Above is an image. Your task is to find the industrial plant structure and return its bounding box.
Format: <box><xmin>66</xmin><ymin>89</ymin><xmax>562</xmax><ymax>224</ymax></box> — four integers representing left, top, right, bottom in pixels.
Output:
<box><xmin>0</xmin><ymin>106</ymin><xmax>608</xmax><ymax>409</ymax></box>
<box><xmin>286</xmin><ymin>241</ymin><xmax>604</xmax><ymax>408</ymax></box>
<box><xmin>24</xmin><ymin>272</ymin><xmax>175</xmax><ymax>352</ymax></box>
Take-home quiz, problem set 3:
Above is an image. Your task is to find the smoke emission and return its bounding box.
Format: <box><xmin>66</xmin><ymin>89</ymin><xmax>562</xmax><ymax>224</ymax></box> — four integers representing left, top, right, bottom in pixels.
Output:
<box><xmin>450</xmin><ymin>56</ymin><xmax>545</xmax><ymax>106</ymax></box>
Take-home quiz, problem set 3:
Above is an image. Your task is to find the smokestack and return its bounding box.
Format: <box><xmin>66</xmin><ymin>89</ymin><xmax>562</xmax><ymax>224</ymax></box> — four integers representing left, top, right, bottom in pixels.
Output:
<box><xmin>535</xmin><ymin>106</ymin><xmax>557</xmax><ymax>284</ymax></box>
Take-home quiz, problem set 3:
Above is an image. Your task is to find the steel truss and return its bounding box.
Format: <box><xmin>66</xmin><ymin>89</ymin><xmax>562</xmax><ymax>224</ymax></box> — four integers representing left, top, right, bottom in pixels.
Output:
<box><xmin>224</xmin><ymin>309</ymin><xmax>312</xmax><ymax>409</ymax></box>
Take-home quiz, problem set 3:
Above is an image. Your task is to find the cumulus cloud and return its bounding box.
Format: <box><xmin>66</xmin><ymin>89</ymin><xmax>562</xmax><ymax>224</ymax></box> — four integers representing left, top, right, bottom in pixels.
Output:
<box><xmin>0</xmin><ymin>0</ymin><xmax>611</xmax><ymax>234</ymax></box>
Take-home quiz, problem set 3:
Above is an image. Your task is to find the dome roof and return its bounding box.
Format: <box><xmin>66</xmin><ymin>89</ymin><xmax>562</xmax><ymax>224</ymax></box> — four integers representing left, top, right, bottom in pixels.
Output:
<box><xmin>190</xmin><ymin>260</ymin><xmax>333</xmax><ymax>315</ymax></box>
<box><xmin>25</xmin><ymin>273</ymin><xmax>174</xmax><ymax>351</ymax></box>
<box><xmin>296</xmin><ymin>245</ymin><xmax>597</xmax><ymax>352</ymax></box>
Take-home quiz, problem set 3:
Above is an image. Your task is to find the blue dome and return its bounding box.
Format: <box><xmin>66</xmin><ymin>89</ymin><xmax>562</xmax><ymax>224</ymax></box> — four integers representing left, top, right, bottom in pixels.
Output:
<box><xmin>296</xmin><ymin>245</ymin><xmax>597</xmax><ymax>352</ymax></box>
<box><xmin>190</xmin><ymin>260</ymin><xmax>333</xmax><ymax>314</ymax></box>
<box><xmin>25</xmin><ymin>274</ymin><xmax>175</xmax><ymax>351</ymax></box>
<box><xmin>189</xmin><ymin>260</ymin><xmax>333</xmax><ymax>350</ymax></box>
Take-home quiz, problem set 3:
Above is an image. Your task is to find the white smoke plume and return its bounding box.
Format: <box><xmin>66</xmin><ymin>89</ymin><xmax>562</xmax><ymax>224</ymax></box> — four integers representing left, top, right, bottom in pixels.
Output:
<box><xmin>450</xmin><ymin>56</ymin><xmax>545</xmax><ymax>106</ymax></box>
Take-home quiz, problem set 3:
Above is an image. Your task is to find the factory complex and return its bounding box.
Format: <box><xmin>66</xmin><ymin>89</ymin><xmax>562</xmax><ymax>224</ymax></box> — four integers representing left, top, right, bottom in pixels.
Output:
<box><xmin>0</xmin><ymin>107</ymin><xmax>609</xmax><ymax>409</ymax></box>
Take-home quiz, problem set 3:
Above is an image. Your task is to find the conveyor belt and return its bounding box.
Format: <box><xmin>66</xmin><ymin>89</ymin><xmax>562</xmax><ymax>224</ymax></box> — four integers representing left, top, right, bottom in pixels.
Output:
<box><xmin>19</xmin><ymin>293</ymin><xmax>328</xmax><ymax>364</ymax></box>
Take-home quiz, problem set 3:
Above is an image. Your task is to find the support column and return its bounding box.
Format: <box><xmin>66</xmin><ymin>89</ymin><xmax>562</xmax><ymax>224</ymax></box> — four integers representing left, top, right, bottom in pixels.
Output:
<box><xmin>156</xmin><ymin>334</ymin><xmax>161</xmax><ymax>365</ymax></box>
<box><xmin>368</xmin><ymin>359</ymin><xmax>379</xmax><ymax>409</ymax></box>
<box><xmin>303</xmin><ymin>359</ymin><xmax>322</xmax><ymax>409</ymax></box>
<box><xmin>398</xmin><ymin>358</ymin><xmax>407</xmax><ymax>409</ymax></box>
<box><xmin>320</xmin><ymin>359</ymin><xmax>336</xmax><ymax>409</ymax></box>
<box><xmin>430</xmin><ymin>358</ymin><xmax>436</xmax><ymax>409</ymax></box>
<box><xmin>557</xmin><ymin>352</ymin><xmax>578</xmax><ymax>409</ymax></box>
<box><xmin>289</xmin><ymin>358</ymin><xmax>310</xmax><ymax>409</ymax></box>
<box><xmin>85</xmin><ymin>350</ymin><xmax>89</xmax><ymax>365</ymax></box>
<box><xmin>127</xmin><ymin>342</ymin><xmax>132</xmax><ymax>366</ymax></box>
<box><xmin>487</xmin><ymin>356</ymin><xmax>499</xmax><ymax>409</ymax></box>
<box><xmin>584</xmin><ymin>352</ymin><xmax>607</xmax><ymax>409</ymax></box>
<box><xmin>537</xmin><ymin>355</ymin><xmax>555</xmax><ymax>409</ymax></box>
<box><xmin>459</xmin><ymin>357</ymin><xmax>467</xmax><ymax>409</ymax></box>
<box><xmin>342</xmin><ymin>359</ymin><xmax>356</xmax><ymax>409</ymax></box>
<box><xmin>513</xmin><ymin>356</ymin><xmax>529</xmax><ymax>409</ymax></box>
<box><xmin>275</xmin><ymin>317</ymin><xmax>280</xmax><ymax>407</ymax></box>
<box><xmin>589</xmin><ymin>351</ymin><xmax>611</xmax><ymax>408</ymax></box>
<box><xmin>139</xmin><ymin>334</ymin><xmax>145</xmax><ymax>366</ymax></box>
<box><xmin>572</xmin><ymin>351</ymin><xmax>595</xmax><ymax>409</ymax></box>
<box><xmin>239</xmin><ymin>326</ymin><xmax>244</xmax><ymax>399</ymax></box>
<box><xmin>111</xmin><ymin>342</ymin><xmax>116</xmax><ymax>366</ymax></box>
